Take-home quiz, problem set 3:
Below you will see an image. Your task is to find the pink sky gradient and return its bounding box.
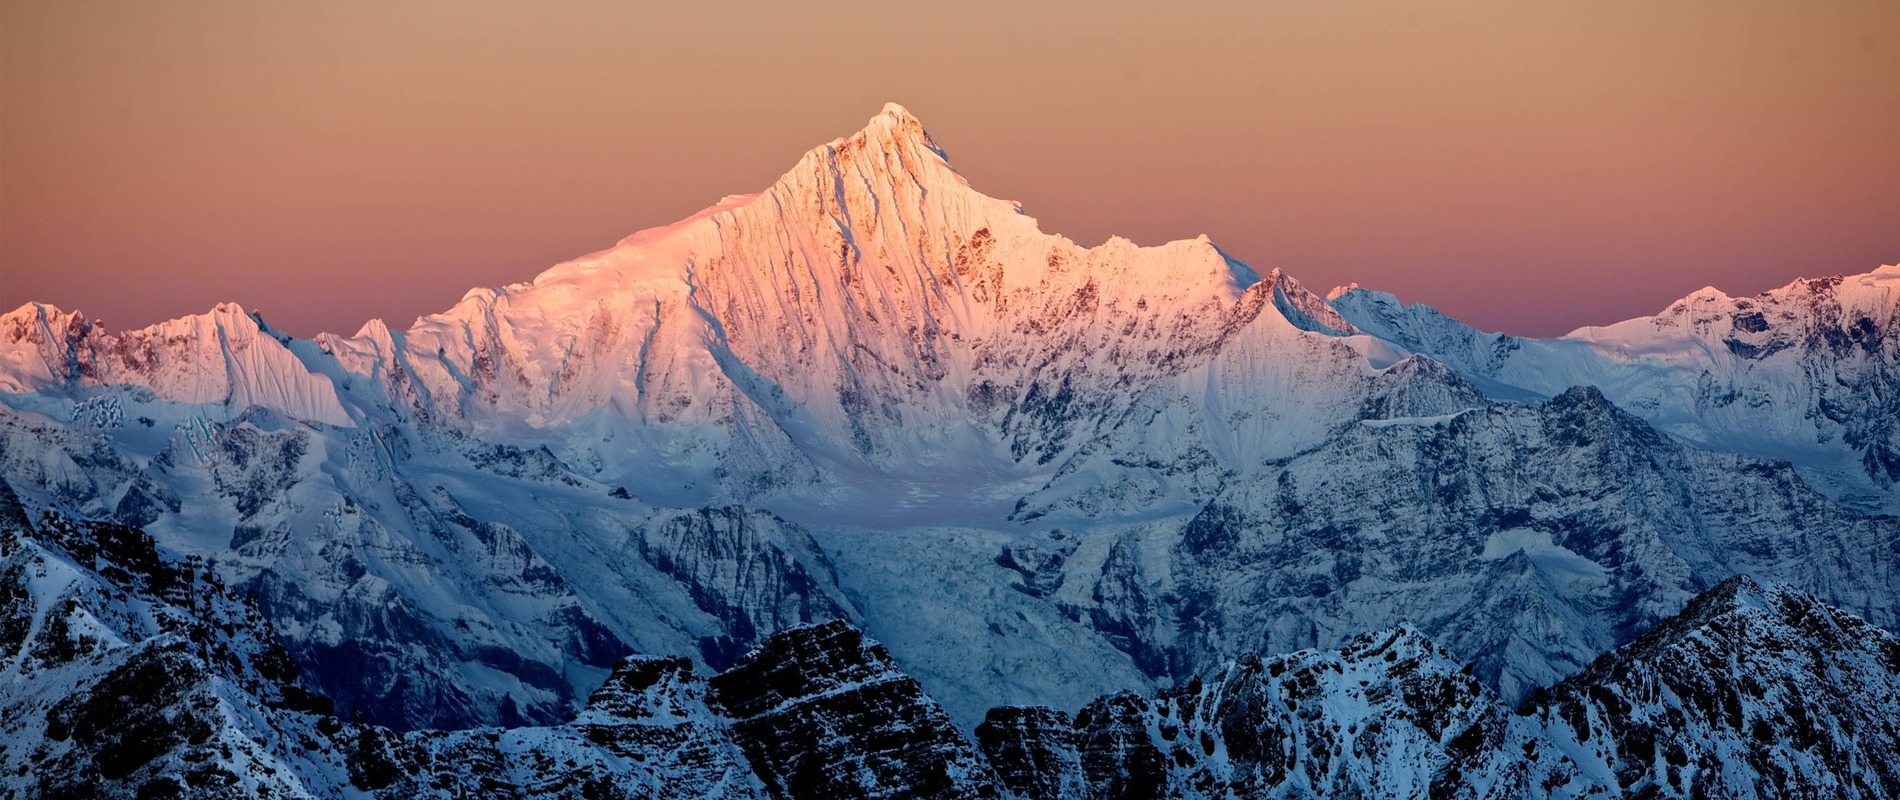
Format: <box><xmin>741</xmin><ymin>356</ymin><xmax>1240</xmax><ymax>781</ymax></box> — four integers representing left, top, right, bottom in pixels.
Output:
<box><xmin>4</xmin><ymin>1</ymin><xmax>1896</xmax><ymax>338</ymax></box>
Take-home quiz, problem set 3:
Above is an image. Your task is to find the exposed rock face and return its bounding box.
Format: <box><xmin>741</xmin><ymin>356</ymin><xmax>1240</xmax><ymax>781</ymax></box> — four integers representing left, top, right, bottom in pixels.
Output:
<box><xmin>0</xmin><ymin>513</ymin><xmax>343</xmax><ymax>800</ymax></box>
<box><xmin>1525</xmin><ymin>576</ymin><xmax>1900</xmax><ymax>800</ymax></box>
<box><xmin>0</xmin><ymin>509</ymin><xmax>768</xmax><ymax>800</ymax></box>
<box><xmin>633</xmin><ymin>506</ymin><xmax>856</xmax><ymax>669</ymax></box>
<box><xmin>974</xmin><ymin>706</ymin><xmax>1085</xmax><ymax>800</ymax></box>
<box><xmin>1073</xmin><ymin>692</ymin><xmax>1170</xmax><ymax>800</ymax></box>
<box><xmin>708</xmin><ymin>620</ymin><xmax>1005</xmax><ymax>800</ymax></box>
<box><xmin>1021</xmin><ymin>628</ymin><xmax>1573</xmax><ymax>800</ymax></box>
<box><xmin>345</xmin><ymin>654</ymin><xmax>766</xmax><ymax>800</ymax></box>
<box><xmin>1330</xmin><ymin>266</ymin><xmax>1900</xmax><ymax>514</ymax></box>
<box><xmin>3</xmin><ymin>504</ymin><xmax>1898</xmax><ymax>800</ymax></box>
<box><xmin>1049</xmin><ymin>384</ymin><xmax>1900</xmax><ymax>707</ymax></box>
<box><xmin>2</xmin><ymin>104</ymin><xmax>1898</xmax><ymax>798</ymax></box>
<box><xmin>950</xmin><ymin>578</ymin><xmax>1900</xmax><ymax>800</ymax></box>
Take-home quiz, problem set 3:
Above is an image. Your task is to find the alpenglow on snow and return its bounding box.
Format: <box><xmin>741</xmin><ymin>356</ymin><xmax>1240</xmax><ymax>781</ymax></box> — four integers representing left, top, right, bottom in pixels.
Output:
<box><xmin>2</xmin><ymin>103</ymin><xmax>1897</xmax><ymax>799</ymax></box>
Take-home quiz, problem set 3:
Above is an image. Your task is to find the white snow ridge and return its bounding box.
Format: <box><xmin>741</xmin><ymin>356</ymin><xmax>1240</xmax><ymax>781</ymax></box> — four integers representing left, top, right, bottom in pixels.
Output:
<box><xmin>2</xmin><ymin>104</ymin><xmax>1898</xmax><ymax>799</ymax></box>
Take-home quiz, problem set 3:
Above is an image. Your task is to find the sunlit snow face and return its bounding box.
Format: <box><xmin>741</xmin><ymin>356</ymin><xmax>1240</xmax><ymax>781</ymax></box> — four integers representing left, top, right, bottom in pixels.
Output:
<box><xmin>5</xmin><ymin>2</ymin><xmax>1897</xmax><ymax>339</ymax></box>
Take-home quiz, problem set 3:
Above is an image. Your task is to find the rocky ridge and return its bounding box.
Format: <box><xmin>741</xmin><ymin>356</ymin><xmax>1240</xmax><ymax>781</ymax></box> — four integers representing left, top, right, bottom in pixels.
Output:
<box><xmin>0</xmin><ymin>104</ymin><xmax>1897</xmax><ymax>795</ymax></box>
<box><xmin>4</xmin><ymin>494</ymin><xmax>1895</xmax><ymax>800</ymax></box>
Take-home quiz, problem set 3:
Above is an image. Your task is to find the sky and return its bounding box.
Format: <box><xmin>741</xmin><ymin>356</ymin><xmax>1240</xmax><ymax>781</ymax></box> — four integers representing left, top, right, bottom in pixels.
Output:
<box><xmin>3</xmin><ymin>1</ymin><xmax>1896</xmax><ymax>338</ymax></box>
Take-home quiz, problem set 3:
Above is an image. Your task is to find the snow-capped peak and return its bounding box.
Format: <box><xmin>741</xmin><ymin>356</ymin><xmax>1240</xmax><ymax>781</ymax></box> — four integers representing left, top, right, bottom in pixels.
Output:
<box><xmin>1</xmin><ymin>301</ymin><xmax>91</xmax><ymax>333</ymax></box>
<box><xmin>877</xmin><ymin>100</ymin><xmax>921</xmax><ymax>121</ymax></box>
<box><xmin>862</xmin><ymin>101</ymin><xmax>938</xmax><ymax>156</ymax></box>
<box><xmin>276</xmin><ymin>102</ymin><xmax>1378</xmax><ymax>481</ymax></box>
<box><xmin>0</xmin><ymin>300</ymin><xmax>352</xmax><ymax>425</ymax></box>
<box><xmin>870</xmin><ymin>100</ymin><xmax>928</xmax><ymax>137</ymax></box>
<box><xmin>351</xmin><ymin>317</ymin><xmax>393</xmax><ymax>342</ymax></box>
<box><xmin>788</xmin><ymin>101</ymin><xmax>955</xmax><ymax>185</ymax></box>
<box><xmin>0</xmin><ymin>103</ymin><xmax>1438</xmax><ymax>516</ymax></box>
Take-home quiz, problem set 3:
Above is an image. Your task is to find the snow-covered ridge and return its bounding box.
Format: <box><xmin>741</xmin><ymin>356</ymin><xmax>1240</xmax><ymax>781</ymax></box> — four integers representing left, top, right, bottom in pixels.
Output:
<box><xmin>11</xmin><ymin>500</ymin><xmax>1896</xmax><ymax>800</ymax></box>
<box><xmin>1</xmin><ymin>102</ymin><xmax>1896</xmax><ymax>763</ymax></box>
<box><xmin>0</xmin><ymin>301</ymin><xmax>351</xmax><ymax>426</ymax></box>
<box><xmin>1327</xmin><ymin>262</ymin><xmax>1900</xmax><ymax>511</ymax></box>
<box><xmin>6</xmin><ymin>103</ymin><xmax>1389</xmax><ymax>512</ymax></box>
<box><xmin>7</xmin><ymin>106</ymin><xmax>1892</xmax><ymax>515</ymax></box>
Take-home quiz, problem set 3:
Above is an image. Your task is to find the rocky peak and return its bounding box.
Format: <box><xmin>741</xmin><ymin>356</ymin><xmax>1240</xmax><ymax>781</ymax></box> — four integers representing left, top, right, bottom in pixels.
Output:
<box><xmin>1539</xmin><ymin>384</ymin><xmax>1665</xmax><ymax>447</ymax></box>
<box><xmin>860</xmin><ymin>101</ymin><xmax>940</xmax><ymax>156</ymax></box>
<box><xmin>709</xmin><ymin>620</ymin><xmax>1005</xmax><ymax>800</ymax></box>
<box><xmin>973</xmin><ymin>706</ymin><xmax>1084</xmax><ymax>800</ymax></box>
<box><xmin>707</xmin><ymin>620</ymin><xmax>909</xmax><ymax>719</ymax></box>
<box><xmin>0</xmin><ymin>302</ymin><xmax>101</xmax><ymax>390</ymax></box>
<box><xmin>576</xmin><ymin>654</ymin><xmax>704</xmax><ymax>723</ymax></box>
<box><xmin>1525</xmin><ymin>576</ymin><xmax>1900</xmax><ymax>799</ymax></box>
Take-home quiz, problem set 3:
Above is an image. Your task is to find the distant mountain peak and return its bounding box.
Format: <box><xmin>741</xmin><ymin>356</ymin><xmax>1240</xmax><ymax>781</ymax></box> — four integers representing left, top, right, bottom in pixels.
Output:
<box><xmin>878</xmin><ymin>100</ymin><xmax>919</xmax><ymax>119</ymax></box>
<box><xmin>872</xmin><ymin>100</ymin><xmax>925</xmax><ymax>131</ymax></box>
<box><xmin>864</xmin><ymin>101</ymin><xmax>933</xmax><ymax>146</ymax></box>
<box><xmin>799</xmin><ymin>100</ymin><xmax>951</xmax><ymax>177</ymax></box>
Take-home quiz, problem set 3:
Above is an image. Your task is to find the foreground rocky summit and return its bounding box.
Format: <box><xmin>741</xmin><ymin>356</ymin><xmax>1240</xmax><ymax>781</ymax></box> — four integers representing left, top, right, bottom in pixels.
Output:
<box><xmin>4</xmin><ymin>497</ymin><xmax>1896</xmax><ymax>799</ymax></box>
<box><xmin>980</xmin><ymin>574</ymin><xmax>1900</xmax><ymax>800</ymax></box>
<box><xmin>2</xmin><ymin>104</ymin><xmax>1897</xmax><ymax>795</ymax></box>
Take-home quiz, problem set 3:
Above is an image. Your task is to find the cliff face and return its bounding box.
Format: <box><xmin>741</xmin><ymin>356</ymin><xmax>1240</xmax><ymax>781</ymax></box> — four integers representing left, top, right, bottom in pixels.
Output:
<box><xmin>1064</xmin><ymin>386</ymin><xmax>1899</xmax><ymax>704</ymax></box>
<box><xmin>8</xmin><ymin>502</ymin><xmax>1896</xmax><ymax>800</ymax></box>
<box><xmin>0</xmin><ymin>302</ymin><xmax>352</xmax><ymax>425</ymax></box>
<box><xmin>1331</xmin><ymin>264</ymin><xmax>1900</xmax><ymax>514</ymax></box>
<box><xmin>2</xmin><ymin>104</ymin><xmax>1898</xmax><ymax>797</ymax></box>
<box><xmin>1525</xmin><ymin>576</ymin><xmax>1900</xmax><ymax>799</ymax></box>
<box><xmin>709</xmin><ymin>620</ymin><xmax>1006</xmax><ymax>800</ymax></box>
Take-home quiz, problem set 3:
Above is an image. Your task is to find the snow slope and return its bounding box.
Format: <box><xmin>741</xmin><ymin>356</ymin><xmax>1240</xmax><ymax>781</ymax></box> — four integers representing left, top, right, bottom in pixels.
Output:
<box><xmin>1330</xmin><ymin>264</ymin><xmax>1900</xmax><ymax>513</ymax></box>
<box><xmin>10</xmin><ymin>498</ymin><xmax>1892</xmax><ymax>800</ymax></box>
<box><xmin>0</xmin><ymin>103</ymin><xmax>1894</xmax><ymax>752</ymax></box>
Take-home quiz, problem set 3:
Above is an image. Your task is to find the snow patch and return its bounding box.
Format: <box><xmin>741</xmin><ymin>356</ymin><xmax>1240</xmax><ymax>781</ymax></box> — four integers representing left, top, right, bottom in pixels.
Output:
<box><xmin>1480</xmin><ymin>528</ymin><xmax>1608</xmax><ymax>592</ymax></box>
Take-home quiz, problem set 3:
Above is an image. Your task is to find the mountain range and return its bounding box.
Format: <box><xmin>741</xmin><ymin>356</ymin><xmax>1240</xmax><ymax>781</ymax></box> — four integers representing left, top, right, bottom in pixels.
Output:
<box><xmin>2</xmin><ymin>103</ymin><xmax>1896</xmax><ymax>798</ymax></box>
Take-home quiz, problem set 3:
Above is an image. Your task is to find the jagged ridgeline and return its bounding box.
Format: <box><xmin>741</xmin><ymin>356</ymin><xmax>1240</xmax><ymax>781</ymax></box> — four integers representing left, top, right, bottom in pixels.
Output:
<box><xmin>3</xmin><ymin>104</ymin><xmax>1898</xmax><ymax>796</ymax></box>
<box><xmin>3</xmin><ymin>501</ymin><xmax>1897</xmax><ymax>798</ymax></box>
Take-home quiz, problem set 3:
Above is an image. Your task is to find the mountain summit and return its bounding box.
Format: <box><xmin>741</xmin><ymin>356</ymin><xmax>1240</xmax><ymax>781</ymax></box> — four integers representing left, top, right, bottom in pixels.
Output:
<box><xmin>285</xmin><ymin>104</ymin><xmax>1380</xmax><ymax>515</ymax></box>
<box><xmin>1328</xmin><ymin>259</ymin><xmax>1900</xmax><ymax>512</ymax></box>
<box><xmin>0</xmin><ymin>104</ymin><xmax>1895</xmax><ymax>750</ymax></box>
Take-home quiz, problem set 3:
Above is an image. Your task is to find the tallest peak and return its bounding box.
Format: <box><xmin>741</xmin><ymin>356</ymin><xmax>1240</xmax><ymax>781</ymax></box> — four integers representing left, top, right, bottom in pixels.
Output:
<box><xmin>806</xmin><ymin>101</ymin><xmax>950</xmax><ymax>169</ymax></box>
<box><xmin>860</xmin><ymin>101</ymin><xmax>931</xmax><ymax>146</ymax></box>
<box><xmin>765</xmin><ymin>100</ymin><xmax>995</xmax><ymax>214</ymax></box>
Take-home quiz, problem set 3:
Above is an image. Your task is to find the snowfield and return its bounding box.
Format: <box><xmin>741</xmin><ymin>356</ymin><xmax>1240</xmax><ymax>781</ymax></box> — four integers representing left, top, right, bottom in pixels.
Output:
<box><xmin>2</xmin><ymin>103</ymin><xmax>1897</xmax><ymax>798</ymax></box>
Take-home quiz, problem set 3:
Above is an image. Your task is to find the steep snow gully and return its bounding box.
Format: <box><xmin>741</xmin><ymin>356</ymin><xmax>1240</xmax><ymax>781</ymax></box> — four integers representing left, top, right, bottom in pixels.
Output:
<box><xmin>3</xmin><ymin>104</ymin><xmax>1896</xmax><ymax>798</ymax></box>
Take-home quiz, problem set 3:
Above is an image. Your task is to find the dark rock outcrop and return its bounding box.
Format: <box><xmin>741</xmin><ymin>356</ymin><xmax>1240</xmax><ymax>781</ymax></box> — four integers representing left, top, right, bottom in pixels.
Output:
<box><xmin>709</xmin><ymin>620</ymin><xmax>1005</xmax><ymax>800</ymax></box>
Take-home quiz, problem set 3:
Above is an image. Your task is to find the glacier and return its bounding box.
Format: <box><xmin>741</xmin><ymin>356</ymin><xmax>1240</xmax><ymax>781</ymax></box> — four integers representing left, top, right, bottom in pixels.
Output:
<box><xmin>1</xmin><ymin>100</ymin><xmax>1895</xmax><ymax>790</ymax></box>
<box><xmin>5</xmin><ymin>504</ymin><xmax>1897</xmax><ymax>799</ymax></box>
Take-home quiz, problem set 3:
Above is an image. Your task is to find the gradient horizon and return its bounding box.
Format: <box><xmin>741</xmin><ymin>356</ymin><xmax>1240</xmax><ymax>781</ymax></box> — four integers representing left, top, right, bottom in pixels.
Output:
<box><xmin>3</xmin><ymin>0</ymin><xmax>1896</xmax><ymax>338</ymax></box>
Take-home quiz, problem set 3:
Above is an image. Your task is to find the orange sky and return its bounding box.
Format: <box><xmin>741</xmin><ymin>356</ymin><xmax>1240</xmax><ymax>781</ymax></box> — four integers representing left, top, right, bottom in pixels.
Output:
<box><xmin>3</xmin><ymin>0</ymin><xmax>1897</xmax><ymax>337</ymax></box>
